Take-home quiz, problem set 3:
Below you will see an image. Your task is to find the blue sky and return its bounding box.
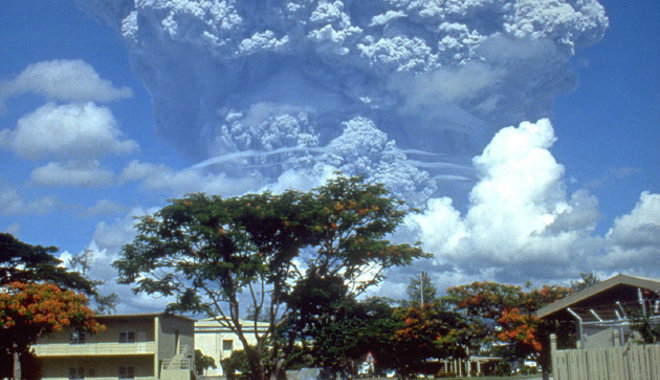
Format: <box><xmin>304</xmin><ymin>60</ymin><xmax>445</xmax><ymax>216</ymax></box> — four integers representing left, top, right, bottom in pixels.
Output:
<box><xmin>552</xmin><ymin>0</ymin><xmax>660</xmax><ymax>229</ymax></box>
<box><xmin>1</xmin><ymin>0</ymin><xmax>658</xmax><ymax>312</ymax></box>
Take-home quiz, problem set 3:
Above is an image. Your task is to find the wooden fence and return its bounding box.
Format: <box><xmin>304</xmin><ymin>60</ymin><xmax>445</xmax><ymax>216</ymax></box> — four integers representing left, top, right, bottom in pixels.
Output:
<box><xmin>550</xmin><ymin>334</ymin><xmax>660</xmax><ymax>380</ymax></box>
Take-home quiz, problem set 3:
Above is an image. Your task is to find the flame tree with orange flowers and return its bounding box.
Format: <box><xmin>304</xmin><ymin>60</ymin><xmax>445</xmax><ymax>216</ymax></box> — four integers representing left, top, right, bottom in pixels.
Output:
<box><xmin>0</xmin><ymin>233</ymin><xmax>116</xmax><ymax>312</ymax></box>
<box><xmin>0</xmin><ymin>281</ymin><xmax>104</xmax><ymax>380</ymax></box>
<box><xmin>445</xmin><ymin>281</ymin><xmax>572</xmax><ymax>375</ymax></box>
<box><xmin>1</xmin><ymin>233</ymin><xmax>112</xmax><ymax>378</ymax></box>
<box><xmin>115</xmin><ymin>176</ymin><xmax>427</xmax><ymax>380</ymax></box>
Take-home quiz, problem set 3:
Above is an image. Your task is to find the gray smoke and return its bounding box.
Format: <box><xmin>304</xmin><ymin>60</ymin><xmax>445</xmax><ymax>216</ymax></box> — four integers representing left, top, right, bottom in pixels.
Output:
<box><xmin>78</xmin><ymin>0</ymin><xmax>608</xmax><ymax>205</ymax></box>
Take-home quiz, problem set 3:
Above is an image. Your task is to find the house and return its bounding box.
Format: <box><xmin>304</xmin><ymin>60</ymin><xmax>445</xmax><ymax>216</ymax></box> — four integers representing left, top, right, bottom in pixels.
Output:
<box><xmin>194</xmin><ymin>317</ymin><xmax>269</xmax><ymax>377</ymax></box>
<box><xmin>33</xmin><ymin>313</ymin><xmax>195</xmax><ymax>380</ymax></box>
<box><xmin>536</xmin><ymin>274</ymin><xmax>660</xmax><ymax>348</ymax></box>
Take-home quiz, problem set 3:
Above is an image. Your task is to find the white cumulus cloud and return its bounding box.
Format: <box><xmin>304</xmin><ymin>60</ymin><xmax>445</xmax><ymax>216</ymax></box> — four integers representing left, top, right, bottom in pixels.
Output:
<box><xmin>84</xmin><ymin>199</ymin><xmax>129</xmax><ymax>216</ymax></box>
<box><xmin>31</xmin><ymin>161</ymin><xmax>114</xmax><ymax>187</ymax></box>
<box><xmin>0</xmin><ymin>185</ymin><xmax>57</xmax><ymax>216</ymax></box>
<box><xmin>411</xmin><ymin>119</ymin><xmax>601</xmax><ymax>281</ymax></box>
<box><xmin>0</xmin><ymin>59</ymin><xmax>132</xmax><ymax>109</ymax></box>
<box><xmin>601</xmin><ymin>192</ymin><xmax>660</xmax><ymax>273</ymax></box>
<box><xmin>3</xmin><ymin>102</ymin><xmax>138</xmax><ymax>160</ymax></box>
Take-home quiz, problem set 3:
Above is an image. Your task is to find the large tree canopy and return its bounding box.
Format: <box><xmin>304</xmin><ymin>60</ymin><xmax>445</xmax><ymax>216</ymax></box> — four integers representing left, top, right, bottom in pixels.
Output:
<box><xmin>0</xmin><ymin>233</ymin><xmax>116</xmax><ymax>312</ymax></box>
<box><xmin>445</xmin><ymin>281</ymin><xmax>572</xmax><ymax>373</ymax></box>
<box><xmin>1</xmin><ymin>233</ymin><xmax>91</xmax><ymax>291</ymax></box>
<box><xmin>115</xmin><ymin>176</ymin><xmax>427</xmax><ymax>380</ymax></box>
<box><xmin>391</xmin><ymin>303</ymin><xmax>469</xmax><ymax>379</ymax></box>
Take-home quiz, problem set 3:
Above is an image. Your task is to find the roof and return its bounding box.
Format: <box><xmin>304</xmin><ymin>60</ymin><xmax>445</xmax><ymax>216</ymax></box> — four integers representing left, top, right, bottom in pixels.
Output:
<box><xmin>536</xmin><ymin>274</ymin><xmax>660</xmax><ymax>319</ymax></box>
<box><xmin>97</xmin><ymin>312</ymin><xmax>195</xmax><ymax>322</ymax></box>
<box><xmin>195</xmin><ymin>316</ymin><xmax>270</xmax><ymax>331</ymax></box>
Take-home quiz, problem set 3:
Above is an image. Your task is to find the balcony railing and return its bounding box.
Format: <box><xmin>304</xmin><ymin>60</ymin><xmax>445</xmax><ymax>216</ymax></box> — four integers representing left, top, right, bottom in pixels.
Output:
<box><xmin>33</xmin><ymin>341</ymin><xmax>156</xmax><ymax>357</ymax></box>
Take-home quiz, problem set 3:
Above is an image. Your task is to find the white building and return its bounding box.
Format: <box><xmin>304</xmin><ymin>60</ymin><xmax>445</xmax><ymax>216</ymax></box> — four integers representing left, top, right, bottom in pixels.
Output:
<box><xmin>194</xmin><ymin>317</ymin><xmax>269</xmax><ymax>376</ymax></box>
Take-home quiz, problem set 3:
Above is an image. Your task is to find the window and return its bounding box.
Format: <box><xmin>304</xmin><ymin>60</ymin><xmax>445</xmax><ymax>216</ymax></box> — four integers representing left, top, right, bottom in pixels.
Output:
<box><xmin>69</xmin><ymin>367</ymin><xmax>84</xmax><ymax>380</ymax></box>
<box><xmin>70</xmin><ymin>330</ymin><xmax>85</xmax><ymax>344</ymax></box>
<box><xmin>118</xmin><ymin>367</ymin><xmax>134</xmax><ymax>379</ymax></box>
<box><xmin>222</xmin><ymin>339</ymin><xmax>233</xmax><ymax>351</ymax></box>
<box><xmin>119</xmin><ymin>331</ymin><xmax>135</xmax><ymax>343</ymax></box>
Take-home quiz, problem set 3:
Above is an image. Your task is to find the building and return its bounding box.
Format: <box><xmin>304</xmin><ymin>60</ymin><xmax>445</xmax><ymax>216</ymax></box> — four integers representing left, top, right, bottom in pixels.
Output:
<box><xmin>33</xmin><ymin>313</ymin><xmax>195</xmax><ymax>380</ymax></box>
<box><xmin>194</xmin><ymin>317</ymin><xmax>269</xmax><ymax>377</ymax></box>
<box><xmin>536</xmin><ymin>273</ymin><xmax>660</xmax><ymax>348</ymax></box>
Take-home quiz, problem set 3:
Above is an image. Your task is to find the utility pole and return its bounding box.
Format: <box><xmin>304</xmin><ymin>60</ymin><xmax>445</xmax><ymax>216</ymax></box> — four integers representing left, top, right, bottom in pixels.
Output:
<box><xmin>420</xmin><ymin>271</ymin><xmax>425</xmax><ymax>307</ymax></box>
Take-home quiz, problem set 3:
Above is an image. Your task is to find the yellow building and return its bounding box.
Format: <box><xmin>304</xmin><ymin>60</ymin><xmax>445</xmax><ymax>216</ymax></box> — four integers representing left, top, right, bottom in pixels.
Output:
<box><xmin>194</xmin><ymin>317</ymin><xmax>269</xmax><ymax>377</ymax></box>
<box><xmin>33</xmin><ymin>313</ymin><xmax>195</xmax><ymax>380</ymax></box>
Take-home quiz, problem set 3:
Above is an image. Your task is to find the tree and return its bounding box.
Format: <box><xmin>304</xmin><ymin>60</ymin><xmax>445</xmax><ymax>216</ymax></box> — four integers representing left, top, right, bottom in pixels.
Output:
<box><xmin>445</xmin><ymin>281</ymin><xmax>571</xmax><ymax>374</ymax></box>
<box><xmin>630</xmin><ymin>289</ymin><xmax>660</xmax><ymax>344</ymax></box>
<box><xmin>498</xmin><ymin>285</ymin><xmax>573</xmax><ymax>372</ymax></box>
<box><xmin>0</xmin><ymin>233</ymin><xmax>116</xmax><ymax>312</ymax></box>
<box><xmin>115</xmin><ymin>176</ymin><xmax>426</xmax><ymax>380</ymax></box>
<box><xmin>285</xmin><ymin>276</ymin><xmax>395</xmax><ymax>377</ymax></box>
<box><xmin>444</xmin><ymin>281</ymin><xmax>525</xmax><ymax>353</ymax></box>
<box><xmin>391</xmin><ymin>303</ymin><xmax>468</xmax><ymax>379</ymax></box>
<box><xmin>221</xmin><ymin>349</ymin><xmax>251</xmax><ymax>380</ymax></box>
<box><xmin>0</xmin><ymin>282</ymin><xmax>103</xmax><ymax>380</ymax></box>
<box><xmin>195</xmin><ymin>349</ymin><xmax>217</xmax><ymax>376</ymax></box>
<box><xmin>405</xmin><ymin>271</ymin><xmax>438</xmax><ymax>307</ymax></box>
<box><xmin>570</xmin><ymin>272</ymin><xmax>600</xmax><ymax>292</ymax></box>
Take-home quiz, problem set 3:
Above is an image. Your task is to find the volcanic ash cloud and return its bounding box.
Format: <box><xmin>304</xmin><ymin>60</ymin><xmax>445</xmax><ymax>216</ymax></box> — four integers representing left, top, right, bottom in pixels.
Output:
<box><xmin>78</xmin><ymin>0</ymin><xmax>608</xmax><ymax>203</ymax></box>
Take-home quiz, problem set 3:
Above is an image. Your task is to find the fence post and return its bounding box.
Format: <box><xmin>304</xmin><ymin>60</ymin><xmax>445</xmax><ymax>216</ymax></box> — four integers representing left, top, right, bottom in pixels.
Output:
<box><xmin>613</xmin><ymin>329</ymin><xmax>621</xmax><ymax>347</ymax></box>
<box><xmin>550</xmin><ymin>334</ymin><xmax>558</xmax><ymax>380</ymax></box>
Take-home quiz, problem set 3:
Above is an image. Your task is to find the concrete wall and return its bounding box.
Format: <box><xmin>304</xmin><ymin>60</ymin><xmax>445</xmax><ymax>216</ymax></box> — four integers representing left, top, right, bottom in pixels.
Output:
<box><xmin>41</xmin><ymin>355</ymin><xmax>154</xmax><ymax>379</ymax></box>
<box><xmin>158</xmin><ymin>315</ymin><xmax>195</xmax><ymax>358</ymax></box>
<box><xmin>195</xmin><ymin>319</ymin><xmax>265</xmax><ymax>376</ymax></box>
<box><xmin>38</xmin><ymin>318</ymin><xmax>155</xmax><ymax>344</ymax></box>
<box><xmin>195</xmin><ymin>328</ymin><xmax>245</xmax><ymax>376</ymax></box>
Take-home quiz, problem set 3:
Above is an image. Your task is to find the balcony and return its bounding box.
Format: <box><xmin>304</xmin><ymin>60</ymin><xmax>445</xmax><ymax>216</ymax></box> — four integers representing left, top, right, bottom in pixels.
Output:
<box><xmin>33</xmin><ymin>341</ymin><xmax>156</xmax><ymax>357</ymax></box>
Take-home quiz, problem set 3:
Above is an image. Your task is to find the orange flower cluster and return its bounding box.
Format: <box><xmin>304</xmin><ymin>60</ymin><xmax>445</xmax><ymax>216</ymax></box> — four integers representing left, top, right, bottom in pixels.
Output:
<box><xmin>497</xmin><ymin>307</ymin><xmax>542</xmax><ymax>352</ymax></box>
<box><xmin>0</xmin><ymin>282</ymin><xmax>104</xmax><ymax>339</ymax></box>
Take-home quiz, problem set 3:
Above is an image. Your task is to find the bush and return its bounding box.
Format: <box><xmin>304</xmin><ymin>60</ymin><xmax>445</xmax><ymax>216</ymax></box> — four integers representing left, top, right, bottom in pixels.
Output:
<box><xmin>495</xmin><ymin>362</ymin><xmax>512</xmax><ymax>376</ymax></box>
<box><xmin>519</xmin><ymin>365</ymin><xmax>538</xmax><ymax>375</ymax></box>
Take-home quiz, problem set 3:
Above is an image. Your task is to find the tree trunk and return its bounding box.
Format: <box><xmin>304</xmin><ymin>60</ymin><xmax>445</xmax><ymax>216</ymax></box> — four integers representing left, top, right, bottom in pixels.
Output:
<box><xmin>269</xmin><ymin>357</ymin><xmax>285</xmax><ymax>380</ymax></box>
<box><xmin>245</xmin><ymin>347</ymin><xmax>266</xmax><ymax>380</ymax></box>
<box><xmin>13</xmin><ymin>351</ymin><xmax>21</xmax><ymax>380</ymax></box>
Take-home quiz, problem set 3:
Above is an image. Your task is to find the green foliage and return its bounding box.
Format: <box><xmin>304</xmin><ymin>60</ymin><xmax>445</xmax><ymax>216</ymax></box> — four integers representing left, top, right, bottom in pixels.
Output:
<box><xmin>570</xmin><ymin>272</ymin><xmax>600</xmax><ymax>292</ymax></box>
<box><xmin>405</xmin><ymin>271</ymin><xmax>438</xmax><ymax>307</ymax></box>
<box><xmin>288</xmin><ymin>290</ymin><xmax>398</xmax><ymax>375</ymax></box>
<box><xmin>195</xmin><ymin>349</ymin><xmax>217</xmax><ymax>375</ymax></box>
<box><xmin>221</xmin><ymin>349</ymin><xmax>251</xmax><ymax>380</ymax></box>
<box><xmin>221</xmin><ymin>347</ymin><xmax>294</xmax><ymax>380</ymax></box>
<box><xmin>631</xmin><ymin>315</ymin><xmax>660</xmax><ymax>344</ymax></box>
<box><xmin>519</xmin><ymin>365</ymin><xmax>538</xmax><ymax>374</ymax></box>
<box><xmin>444</xmin><ymin>281</ymin><xmax>572</xmax><ymax>373</ymax></box>
<box><xmin>494</xmin><ymin>361</ymin><xmax>512</xmax><ymax>376</ymax></box>
<box><xmin>0</xmin><ymin>233</ymin><xmax>116</xmax><ymax>312</ymax></box>
<box><xmin>115</xmin><ymin>176</ymin><xmax>427</xmax><ymax>380</ymax></box>
<box><xmin>391</xmin><ymin>303</ymin><xmax>469</xmax><ymax>377</ymax></box>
